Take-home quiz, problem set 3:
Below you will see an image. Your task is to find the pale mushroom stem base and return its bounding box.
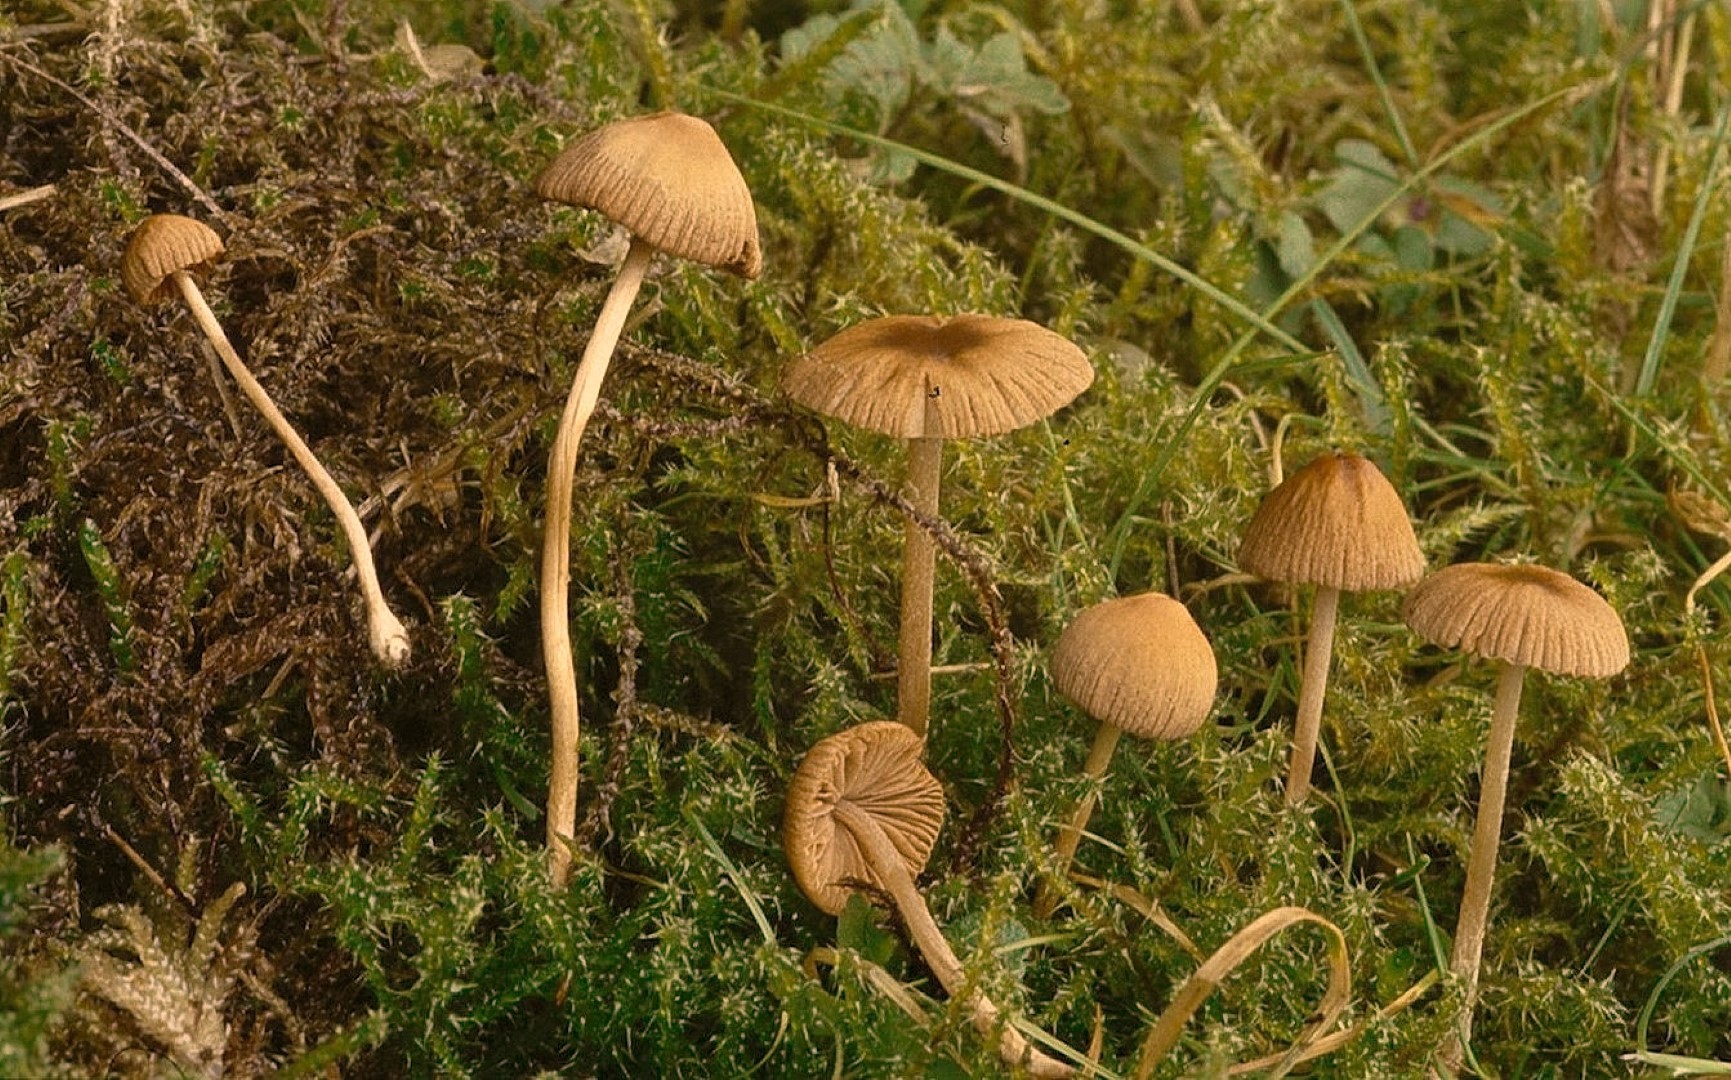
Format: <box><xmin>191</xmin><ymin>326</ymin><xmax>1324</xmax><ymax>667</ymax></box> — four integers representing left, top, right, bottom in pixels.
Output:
<box><xmin>1438</xmin><ymin>660</ymin><xmax>1526</xmax><ymax>1076</ymax></box>
<box><xmin>174</xmin><ymin>271</ymin><xmax>411</xmax><ymax>668</ymax></box>
<box><xmin>1284</xmin><ymin>585</ymin><xmax>1341</xmax><ymax>805</ymax></box>
<box><xmin>897</xmin><ymin>436</ymin><xmax>942</xmax><ymax>737</ymax></box>
<box><xmin>542</xmin><ymin>238</ymin><xmax>655</xmax><ymax>889</ymax></box>
<box><xmin>1034</xmin><ymin>722</ymin><xmax>1124</xmax><ymax>919</ymax></box>
<box><xmin>830</xmin><ymin>799</ymin><xmax>1075</xmax><ymax>1078</ymax></box>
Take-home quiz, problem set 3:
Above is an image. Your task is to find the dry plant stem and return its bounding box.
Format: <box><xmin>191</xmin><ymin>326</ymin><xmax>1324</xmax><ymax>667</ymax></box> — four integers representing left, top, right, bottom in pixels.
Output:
<box><xmin>173</xmin><ymin>272</ymin><xmax>410</xmax><ymax>667</ymax></box>
<box><xmin>1034</xmin><ymin>722</ymin><xmax>1123</xmax><ymax>919</ymax></box>
<box><xmin>1284</xmin><ymin>585</ymin><xmax>1341</xmax><ymax>805</ymax></box>
<box><xmin>1439</xmin><ymin>661</ymin><xmax>1527</xmax><ymax>1076</ymax></box>
<box><xmin>897</xmin><ymin>436</ymin><xmax>942</xmax><ymax>736</ymax></box>
<box><xmin>541</xmin><ymin>237</ymin><xmax>654</xmax><ymax>888</ymax></box>
<box><xmin>829</xmin><ymin>798</ymin><xmax>1075</xmax><ymax>1079</ymax></box>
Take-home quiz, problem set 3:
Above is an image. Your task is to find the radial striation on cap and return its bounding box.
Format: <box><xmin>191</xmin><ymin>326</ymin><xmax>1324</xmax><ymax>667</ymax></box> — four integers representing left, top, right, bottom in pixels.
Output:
<box><xmin>1050</xmin><ymin>592</ymin><xmax>1218</xmax><ymax>740</ymax></box>
<box><xmin>1239</xmin><ymin>452</ymin><xmax>1425</xmax><ymax>591</ymax></box>
<box><xmin>783</xmin><ymin>721</ymin><xmax>946</xmax><ymax>916</ymax></box>
<box><xmin>122</xmin><ymin>214</ymin><xmax>225</xmax><ymax>304</ymax></box>
<box><xmin>535</xmin><ymin>111</ymin><xmax>761</xmax><ymax>279</ymax></box>
<box><xmin>1403</xmin><ymin>562</ymin><xmax>1629</xmax><ymax>678</ymax></box>
<box><xmin>782</xmin><ymin>314</ymin><xmax>1094</xmax><ymax>440</ymax></box>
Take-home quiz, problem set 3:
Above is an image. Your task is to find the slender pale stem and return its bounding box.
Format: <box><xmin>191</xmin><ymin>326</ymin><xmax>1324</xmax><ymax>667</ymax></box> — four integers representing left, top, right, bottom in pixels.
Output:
<box><xmin>897</xmin><ymin>436</ymin><xmax>943</xmax><ymax>737</ymax></box>
<box><xmin>1284</xmin><ymin>584</ymin><xmax>1341</xmax><ymax>805</ymax></box>
<box><xmin>542</xmin><ymin>237</ymin><xmax>654</xmax><ymax>888</ymax></box>
<box><xmin>1034</xmin><ymin>722</ymin><xmax>1124</xmax><ymax>919</ymax></box>
<box><xmin>174</xmin><ymin>272</ymin><xmax>410</xmax><ymax>668</ymax></box>
<box><xmin>1438</xmin><ymin>660</ymin><xmax>1527</xmax><ymax>1076</ymax></box>
<box><xmin>831</xmin><ymin>799</ymin><xmax>1074</xmax><ymax>1078</ymax></box>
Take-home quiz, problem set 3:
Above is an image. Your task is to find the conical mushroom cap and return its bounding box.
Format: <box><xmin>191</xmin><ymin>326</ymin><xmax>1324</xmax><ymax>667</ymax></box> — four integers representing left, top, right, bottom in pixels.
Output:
<box><xmin>782</xmin><ymin>314</ymin><xmax>1094</xmax><ymax>440</ymax></box>
<box><xmin>1403</xmin><ymin>562</ymin><xmax>1629</xmax><ymax>678</ymax></box>
<box><xmin>1050</xmin><ymin>592</ymin><xmax>1218</xmax><ymax>740</ymax></box>
<box><xmin>783</xmin><ymin>721</ymin><xmax>945</xmax><ymax>916</ymax></box>
<box><xmin>122</xmin><ymin>214</ymin><xmax>225</xmax><ymax>304</ymax></box>
<box><xmin>1239</xmin><ymin>451</ymin><xmax>1425</xmax><ymax>591</ymax></box>
<box><xmin>535</xmin><ymin>111</ymin><xmax>761</xmax><ymax>279</ymax></box>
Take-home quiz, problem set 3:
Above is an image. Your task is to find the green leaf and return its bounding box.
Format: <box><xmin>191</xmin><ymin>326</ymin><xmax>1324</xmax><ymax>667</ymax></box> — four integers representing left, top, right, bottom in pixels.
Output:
<box><xmin>836</xmin><ymin>892</ymin><xmax>899</xmax><ymax>967</ymax></box>
<box><xmin>1655</xmin><ymin>774</ymin><xmax>1731</xmax><ymax>846</ymax></box>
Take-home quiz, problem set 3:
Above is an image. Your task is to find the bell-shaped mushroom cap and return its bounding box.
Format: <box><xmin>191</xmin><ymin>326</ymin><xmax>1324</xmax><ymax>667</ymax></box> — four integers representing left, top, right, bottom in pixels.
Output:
<box><xmin>782</xmin><ymin>314</ymin><xmax>1094</xmax><ymax>440</ymax></box>
<box><xmin>1403</xmin><ymin>562</ymin><xmax>1629</xmax><ymax>678</ymax></box>
<box><xmin>783</xmin><ymin>721</ymin><xmax>946</xmax><ymax>916</ymax></box>
<box><xmin>1239</xmin><ymin>451</ymin><xmax>1425</xmax><ymax>592</ymax></box>
<box><xmin>1050</xmin><ymin>592</ymin><xmax>1218</xmax><ymax>740</ymax></box>
<box><xmin>535</xmin><ymin>111</ymin><xmax>761</xmax><ymax>279</ymax></box>
<box><xmin>122</xmin><ymin>214</ymin><xmax>225</xmax><ymax>304</ymax></box>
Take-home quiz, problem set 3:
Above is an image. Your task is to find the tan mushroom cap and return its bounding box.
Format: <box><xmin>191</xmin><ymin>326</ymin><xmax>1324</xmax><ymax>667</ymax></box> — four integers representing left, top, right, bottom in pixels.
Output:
<box><xmin>783</xmin><ymin>721</ymin><xmax>945</xmax><ymax>916</ymax></box>
<box><xmin>122</xmin><ymin>214</ymin><xmax>225</xmax><ymax>304</ymax></box>
<box><xmin>1403</xmin><ymin>562</ymin><xmax>1629</xmax><ymax>678</ymax></box>
<box><xmin>535</xmin><ymin>111</ymin><xmax>761</xmax><ymax>279</ymax></box>
<box><xmin>1050</xmin><ymin>592</ymin><xmax>1218</xmax><ymax>740</ymax></box>
<box><xmin>1239</xmin><ymin>451</ymin><xmax>1425</xmax><ymax>591</ymax></box>
<box><xmin>782</xmin><ymin>314</ymin><xmax>1094</xmax><ymax>440</ymax></box>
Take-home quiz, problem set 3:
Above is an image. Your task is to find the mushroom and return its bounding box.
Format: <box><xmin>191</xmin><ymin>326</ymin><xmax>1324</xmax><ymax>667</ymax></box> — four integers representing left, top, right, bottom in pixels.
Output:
<box><xmin>1238</xmin><ymin>451</ymin><xmax>1423</xmax><ymax>804</ymax></box>
<box><xmin>1033</xmin><ymin>592</ymin><xmax>1217</xmax><ymax>919</ymax></box>
<box><xmin>784</xmin><ymin>721</ymin><xmax>1075</xmax><ymax>1077</ymax></box>
<box><xmin>122</xmin><ymin>214</ymin><xmax>411</xmax><ymax>667</ymax></box>
<box><xmin>1402</xmin><ymin>562</ymin><xmax>1628</xmax><ymax>1070</ymax></box>
<box><xmin>782</xmin><ymin>315</ymin><xmax>1093</xmax><ymax>737</ymax></box>
<box><xmin>533</xmin><ymin>111</ymin><xmax>760</xmax><ymax>886</ymax></box>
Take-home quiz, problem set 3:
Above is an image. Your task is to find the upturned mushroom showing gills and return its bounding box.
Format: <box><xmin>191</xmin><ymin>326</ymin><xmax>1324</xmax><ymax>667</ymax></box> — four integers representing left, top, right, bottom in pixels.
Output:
<box><xmin>1238</xmin><ymin>451</ymin><xmax>1423</xmax><ymax>805</ymax></box>
<box><xmin>534</xmin><ymin>111</ymin><xmax>760</xmax><ymax>887</ymax></box>
<box><xmin>122</xmin><ymin>214</ymin><xmax>411</xmax><ymax>667</ymax></box>
<box><xmin>783</xmin><ymin>315</ymin><xmax>1093</xmax><ymax>738</ymax></box>
<box><xmin>1402</xmin><ymin>562</ymin><xmax>1627</xmax><ymax>1073</ymax></box>
<box><xmin>784</xmin><ymin>721</ymin><xmax>1075</xmax><ymax>1078</ymax></box>
<box><xmin>1033</xmin><ymin>592</ymin><xmax>1217</xmax><ymax>920</ymax></box>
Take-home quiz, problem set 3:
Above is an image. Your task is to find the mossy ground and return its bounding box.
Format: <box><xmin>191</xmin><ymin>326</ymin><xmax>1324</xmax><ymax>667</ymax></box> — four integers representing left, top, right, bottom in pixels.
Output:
<box><xmin>2</xmin><ymin>0</ymin><xmax>1729</xmax><ymax>1075</ymax></box>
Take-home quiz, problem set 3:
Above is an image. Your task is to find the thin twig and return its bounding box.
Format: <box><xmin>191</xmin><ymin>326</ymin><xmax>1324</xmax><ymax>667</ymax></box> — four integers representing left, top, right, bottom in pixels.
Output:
<box><xmin>0</xmin><ymin>184</ymin><xmax>56</xmax><ymax>212</ymax></box>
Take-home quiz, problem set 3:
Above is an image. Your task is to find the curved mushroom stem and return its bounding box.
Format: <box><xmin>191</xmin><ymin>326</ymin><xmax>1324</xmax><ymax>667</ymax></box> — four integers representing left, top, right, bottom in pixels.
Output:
<box><xmin>1437</xmin><ymin>660</ymin><xmax>1527</xmax><ymax>1076</ymax></box>
<box><xmin>1284</xmin><ymin>584</ymin><xmax>1341</xmax><ymax>805</ymax></box>
<box><xmin>173</xmin><ymin>271</ymin><xmax>411</xmax><ymax>668</ymax></box>
<box><xmin>831</xmin><ymin>798</ymin><xmax>1075</xmax><ymax>1078</ymax></box>
<box><xmin>897</xmin><ymin>435</ymin><xmax>943</xmax><ymax>737</ymax></box>
<box><xmin>542</xmin><ymin>237</ymin><xmax>655</xmax><ymax>888</ymax></box>
<box><xmin>1034</xmin><ymin>722</ymin><xmax>1123</xmax><ymax>919</ymax></box>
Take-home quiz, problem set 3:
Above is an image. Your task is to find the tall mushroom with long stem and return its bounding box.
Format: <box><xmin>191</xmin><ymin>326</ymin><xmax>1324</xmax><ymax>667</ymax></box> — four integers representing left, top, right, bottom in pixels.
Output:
<box><xmin>783</xmin><ymin>315</ymin><xmax>1093</xmax><ymax>737</ymax></box>
<box><xmin>122</xmin><ymin>213</ymin><xmax>411</xmax><ymax>667</ymax></box>
<box><xmin>533</xmin><ymin>112</ymin><xmax>760</xmax><ymax>886</ymax></box>
<box><xmin>784</xmin><ymin>721</ymin><xmax>1075</xmax><ymax>1077</ymax></box>
<box><xmin>1032</xmin><ymin>592</ymin><xmax>1217</xmax><ymax>920</ymax></box>
<box><xmin>1238</xmin><ymin>451</ymin><xmax>1423</xmax><ymax>805</ymax></box>
<box><xmin>1402</xmin><ymin>562</ymin><xmax>1628</xmax><ymax>1074</ymax></box>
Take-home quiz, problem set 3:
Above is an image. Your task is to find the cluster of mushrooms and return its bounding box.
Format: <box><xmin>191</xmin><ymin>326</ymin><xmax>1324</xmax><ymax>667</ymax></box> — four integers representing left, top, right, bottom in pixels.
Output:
<box><xmin>121</xmin><ymin>110</ymin><xmax>1630</xmax><ymax>1075</ymax></box>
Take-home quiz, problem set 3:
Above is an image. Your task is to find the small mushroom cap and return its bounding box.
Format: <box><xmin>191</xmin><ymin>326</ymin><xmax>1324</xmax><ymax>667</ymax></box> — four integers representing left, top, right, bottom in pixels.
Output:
<box><xmin>1239</xmin><ymin>451</ymin><xmax>1425</xmax><ymax>591</ymax></box>
<box><xmin>122</xmin><ymin>214</ymin><xmax>225</xmax><ymax>304</ymax></box>
<box><xmin>783</xmin><ymin>721</ymin><xmax>945</xmax><ymax>917</ymax></box>
<box><xmin>1402</xmin><ymin>562</ymin><xmax>1629</xmax><ymax>678</ymax></box>
<box><xmin>782</xmin><ymin>314</ymin><xmax>1094</xmax><ymax>440</ymax></box>
<box><xmin>1050</xmin><ymin>592</ymin><xmax>1218</xmax><ymax>740</ymax></box>
<box><xmin>535</xmin><ymin>111</ymin><xmax>761</xmax><ymax>279</ymax></box>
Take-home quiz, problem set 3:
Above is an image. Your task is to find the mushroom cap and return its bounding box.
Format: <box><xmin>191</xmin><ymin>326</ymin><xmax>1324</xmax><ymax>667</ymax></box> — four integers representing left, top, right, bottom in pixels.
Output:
<box><xmin>1238</xmin><ymin>451</ymin><xmax>1425</xmax><ymax>591</ymax></box>
<box><xmin>783</xmin><ymin>721</ymin><xmax>945</xmax><ymax>916</ymax></box>
<box><xmin>1402</xmin><ymin>562</ymin><xmax>1629</xmax><ymax>678</ymax></box>
<box><xmin>535</xmin><ymin>111</ymin><xmax>761</xmax><ymax>279</ymax></box>
<box><xmin>122</xmin><ymin>214</ymin><xmax>225</xmax><ymax>304</ymax></box>
<box><xmin>782</xmin><ymin>314</ymin><xmax>1095</xmax><ymax>440</ymax></box>
<box><xmin>1050</xmin><ymin>592</ymin><xmax>1218</xmax><ymax>740</ymax></box>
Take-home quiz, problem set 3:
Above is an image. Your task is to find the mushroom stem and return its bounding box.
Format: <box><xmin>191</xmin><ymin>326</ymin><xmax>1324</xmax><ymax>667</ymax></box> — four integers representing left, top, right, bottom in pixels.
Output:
<box><xmin>1439</xmin><ymin>660</ymin><xmax>1526</xmax><ymax>1074</ymax></box>
<box><xmin>1284</xmin><ymin>584</ymin><xmax>1341</xmax><ymax>805</ymax></box>
<box><xmin>897</xmin><ymin>435</ymin><xmax>943</xmax><ymax>737</ymax></box>
<box><xmin>542</xmin><ymin>236</ymin><xmax>655</xmax><ymax>888</ymax></box>
<box><xmin>1034</xmin><ymin>722</ymin><xmax>1123</xmax><ymax>919</ymax></box>
<box><xmin>831</xmin><ymin>799</ymin><xmax>1075</xmax><ymax>1078</ymax></box>
<box><xmin>173</xmin><ymin>271</ymin><xmax>410</xmax><ymax>668</ymax></box>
